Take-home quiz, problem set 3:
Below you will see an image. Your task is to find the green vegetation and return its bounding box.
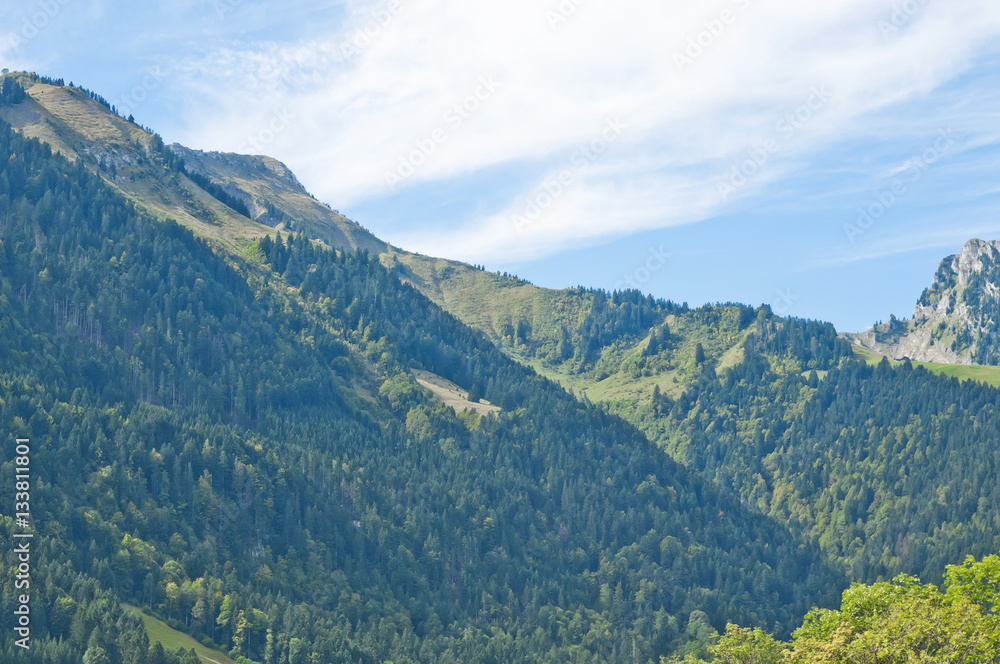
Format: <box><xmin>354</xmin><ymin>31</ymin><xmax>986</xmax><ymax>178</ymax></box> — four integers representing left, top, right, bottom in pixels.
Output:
<box><xmin>5</xmin><ymin>70</ymin><xmax>1000</xmax><ymax>662</ymax></box>
<box><xmin>0</xmin><ymin>115</ymin><xmax>841</xmax><ymax>663</ymax></box>
<box><xmin>667</xmin><ymin>553</ymin><xmax>1000</xmax><ymax>662</ymax></box>
<box><xmin>123</xmin><ymin>606</ymin><xmax>236</xmax><ymax>664</ymax></box>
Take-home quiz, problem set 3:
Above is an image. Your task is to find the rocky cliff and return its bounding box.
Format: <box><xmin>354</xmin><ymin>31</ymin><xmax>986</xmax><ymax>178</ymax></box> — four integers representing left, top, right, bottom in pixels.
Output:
<box><xmin>846</xmin><ymin>239</ymin><xmax>1000</xmax><ymax>365</ymax></box>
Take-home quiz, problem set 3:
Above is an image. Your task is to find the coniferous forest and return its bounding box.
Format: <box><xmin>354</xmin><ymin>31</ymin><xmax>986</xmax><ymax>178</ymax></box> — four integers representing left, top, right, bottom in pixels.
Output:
<box><xmin>0</xmin><ymin>115</ymin><xmax>840</xmax><ymax>662</ymax></box>
<box><xmin>2</xmin><ymin>73</ymin><xmax>1000</xmax><ymax>663</ymax></box>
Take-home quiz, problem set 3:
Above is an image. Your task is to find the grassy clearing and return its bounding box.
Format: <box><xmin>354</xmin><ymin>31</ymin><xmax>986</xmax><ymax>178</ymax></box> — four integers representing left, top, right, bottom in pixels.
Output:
<box><xmin>850</xmin><ymin>343</ymin><xmax>1000</xmax><ymax>387</ymax></box>
<box><xmin>913</xmin><ymin>361</ymin><xmax>1000</xmax><ymax>387</ymax></box>
<box><xmin>122</xmin><ymin>605</ymin><xmax>236</xmax><ymax>664</ymax></box>
<box><xmin>412</xmin><ymin>369</ymin><xmax>501</xmax><ymax>415</ymax></box>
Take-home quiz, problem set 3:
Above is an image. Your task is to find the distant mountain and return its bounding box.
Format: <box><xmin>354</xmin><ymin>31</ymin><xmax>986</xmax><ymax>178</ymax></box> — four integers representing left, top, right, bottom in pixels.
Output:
<box><xmin>846</xmin><ymin>238</ymin><xmax>1000</xmax><ymax>365</ymax></box>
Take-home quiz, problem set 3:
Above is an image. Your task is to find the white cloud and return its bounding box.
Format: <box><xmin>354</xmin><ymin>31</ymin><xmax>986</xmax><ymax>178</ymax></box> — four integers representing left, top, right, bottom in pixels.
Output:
<box><xmin>820</xmin><ymin>220</ymin><xmax>1000</xmax><ymax>269</ymax></box>
<box><xmin>166</xmin><ymin>0</ymin><xmax>1000</xmax><ymax>262</ymax></box>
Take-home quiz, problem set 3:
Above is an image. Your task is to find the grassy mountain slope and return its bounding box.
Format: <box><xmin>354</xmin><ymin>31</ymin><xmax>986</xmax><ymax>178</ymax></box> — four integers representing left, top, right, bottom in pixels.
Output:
<box><xmin>384</xmin><ymin>248</ymin><xmax>767</xmax><ymax>402</ymax></box>
<box><xmin>0</xmin><ymin>85</ymin><xmax>844</xmax><ymax>664</ymax></box>
<box><xmin>0</xmin><ymin>73</ymin><xmax>272</xmax><ymax>253</ymax></box>
<box><xmin>0</xmin><ymin>73</ymin><xmax>777</xmax><ymax>410</ymax></box>
<box><xmin>170</xmin><ymin>145</ymin><xmax>385</xmax><ymax>255</ymax></box>
<box><xmin>0</xmin><ymin>72</ymin><xmax>383</xmax><ymax>259</ymax></box>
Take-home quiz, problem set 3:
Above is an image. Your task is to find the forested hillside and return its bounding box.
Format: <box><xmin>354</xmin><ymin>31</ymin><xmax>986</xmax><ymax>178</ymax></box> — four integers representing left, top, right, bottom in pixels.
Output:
<box><xmin>0</xmin><ymin>106</ymin><xmax>844</xmax><ymax>663</ymax></box>
<box><xmin>627</xmin><ymin>319</ymin><xmax>1000</xmax><ymax>588</ymax></box>
<box><xmin>5</xmin><ymin>70</ymin><xmax>1000</xmax><ymax>662</ymax></box>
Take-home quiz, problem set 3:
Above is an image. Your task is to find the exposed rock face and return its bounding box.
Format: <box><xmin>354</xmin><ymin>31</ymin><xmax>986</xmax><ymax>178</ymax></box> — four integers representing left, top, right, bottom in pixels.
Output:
<box><xmin>845</xmin><ymin>239</ymin><xmax>1000</xmax><ymax>365</ymax></box>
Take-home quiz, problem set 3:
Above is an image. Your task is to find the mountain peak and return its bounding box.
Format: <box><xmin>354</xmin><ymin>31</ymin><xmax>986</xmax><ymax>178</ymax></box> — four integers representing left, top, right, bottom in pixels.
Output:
<box><xmin>169</xmin><ymin>145</ymin><xmax>306</xmax><ymax>194</ymax></box>
<box><xmin>953</xmin><ymin>237</ymin><xmax>1000</xmax><ymax>286</ymax></box>
<box><xmin>0</xmin><ymin>72</ymin><xmax>385</xmax><ymax>254</ymax></box>
<box><xmin>847</xmin><ymin>237</ymin><xmax>1000</xmax><ymax>365</ymax></box>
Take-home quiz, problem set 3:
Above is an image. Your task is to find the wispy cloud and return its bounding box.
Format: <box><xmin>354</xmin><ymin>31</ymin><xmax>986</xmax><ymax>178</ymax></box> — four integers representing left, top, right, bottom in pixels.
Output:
<box><xmin>147</xmin><ymin>0</ymin><xmax>1000</xmax><ymax>262</ymax></box>
<box><xmin>821</xmin><ymin>222</ymin><xmax>1000</xmax><ymax>269</ymax></box>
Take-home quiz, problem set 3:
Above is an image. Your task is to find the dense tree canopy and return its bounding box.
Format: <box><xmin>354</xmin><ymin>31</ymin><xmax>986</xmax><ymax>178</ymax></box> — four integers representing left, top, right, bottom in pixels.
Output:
<box><xmin>0</xmin><ymin>117</ymin><xmax>842</xmax><ymax>663</ymax></box>
<box><xmin>3</xmin><ymin>73</ymin><xmax>999</xmax><ymax>663</ymax></box>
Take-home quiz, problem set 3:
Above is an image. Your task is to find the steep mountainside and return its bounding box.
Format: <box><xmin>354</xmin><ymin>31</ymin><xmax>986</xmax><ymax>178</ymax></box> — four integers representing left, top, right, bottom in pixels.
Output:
<box><xmin>847</xmin><ymin>238</ymin><xmax>1000</xmax><ymax>365</ymax></box>
<box><xmin>170</xmin><ymin>145</ymin><xmax>385</xmax><ymax>255</ymax></box>
<box><xmin>6</xmin><ymin>71</ymin><xmax>1000</xmax><ymax>662</ymax></box>
<box><xmin>0</xmin><ymin>74</ymin><xmax>846</xmax><ymax>663</ymax></box>
<box><xmin>0</xmin><ymin>72</ymin><xmax>383</xmax><ymax>258</ymax></box>
<box><xmin>0</xmin><ymin>73</ymin><xmax>792</xmax><ymax>408</ymax></box>
<box><xmin>0</xmin><ymin>73</ymin><xmax>269</xmax><ymax>252</ymax></box>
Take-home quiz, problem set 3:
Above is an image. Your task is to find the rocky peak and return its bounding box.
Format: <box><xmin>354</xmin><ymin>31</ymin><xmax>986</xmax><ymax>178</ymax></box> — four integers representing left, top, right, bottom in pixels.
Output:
<box><xmin>952</xmin><ymin>239</ymin><xmax>1000</xmax><ymax>287</ymax></box>
<box><xmin>847</xmin><ymin>238</ymin><xmax>1000</xmax><ymax>366</ymax></box>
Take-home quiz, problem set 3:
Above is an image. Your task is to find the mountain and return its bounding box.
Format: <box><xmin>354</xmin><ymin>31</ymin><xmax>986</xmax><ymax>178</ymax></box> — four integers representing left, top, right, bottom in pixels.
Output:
<box><xmin>846</xmin><ymin>238</ymin><xmax>1000</xmax><ymax>365</ymax></box>
<box><xmin>0</xmin><ymin>74</ymin><xmax>812</xmax><ymax>406</ymax></box>
<box><xmin>0</xmin><ymin>72</ymin><xmax>849</xmax><ymax>664</ymax></box>
<box><xmin>5</xmin><ymin>70</ymin><xmax>1000</xmax><ymax>663</ymax></box>
<box><xmin>0</xmin><ymin>72</ymin><xmax>382</xmax><ymax>258</ymax></box>
<box><xmin>169</xmin><ymin>144</ymin><xmax>385</xmax><ymax>256</ymax></box>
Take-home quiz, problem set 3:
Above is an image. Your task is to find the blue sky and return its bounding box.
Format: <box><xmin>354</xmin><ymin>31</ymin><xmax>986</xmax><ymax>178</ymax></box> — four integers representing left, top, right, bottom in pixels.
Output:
<box><xmin>3</xmin><ymin>0</ymin><xmax>1000</xmax><ymax>332</ymax></box>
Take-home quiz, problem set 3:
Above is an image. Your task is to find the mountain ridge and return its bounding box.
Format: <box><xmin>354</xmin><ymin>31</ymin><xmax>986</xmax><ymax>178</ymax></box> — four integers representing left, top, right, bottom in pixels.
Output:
<box><xmin>6</xmin><ymin>68</ymin><xmax>1000</xmax><ymax>662</ymax></box>
<box><xmin>0</xmin><ymin>71</ymin><xmax>761</xmax><ymax>404</ymax></box>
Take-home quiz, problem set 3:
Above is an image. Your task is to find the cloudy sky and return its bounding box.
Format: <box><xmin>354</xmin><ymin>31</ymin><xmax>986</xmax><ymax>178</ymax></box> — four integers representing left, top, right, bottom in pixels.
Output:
<box><xmin>3</xmin><ymin>0</ymin><xmax>1000</xmax><ymax>331</ymax></box>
